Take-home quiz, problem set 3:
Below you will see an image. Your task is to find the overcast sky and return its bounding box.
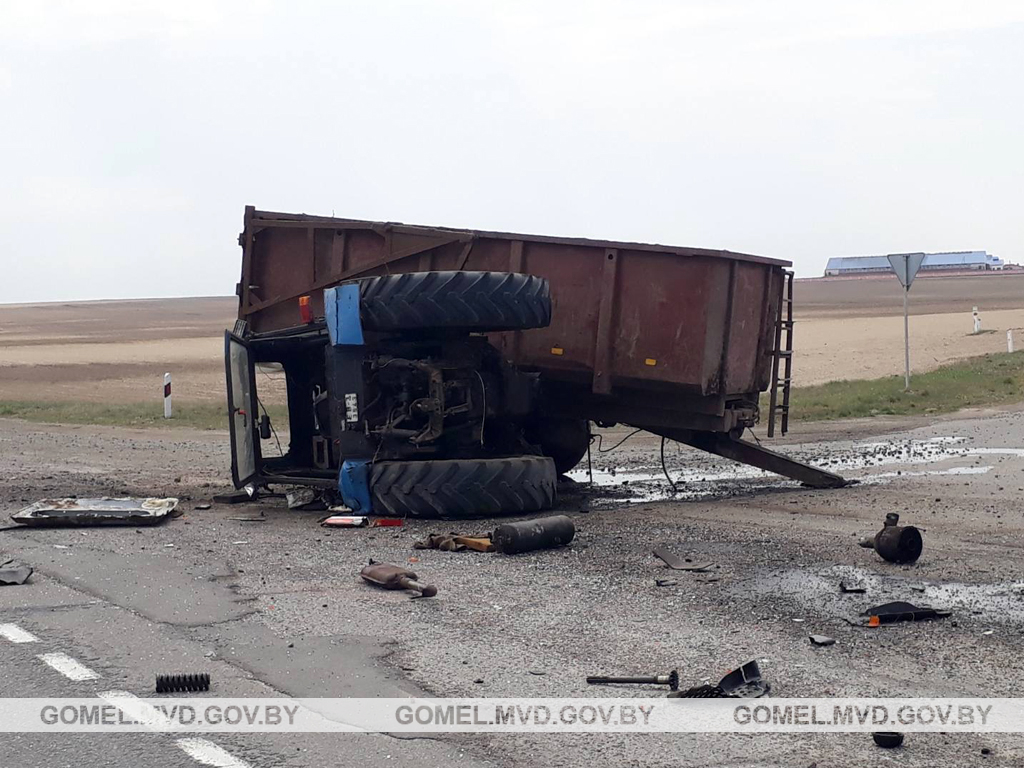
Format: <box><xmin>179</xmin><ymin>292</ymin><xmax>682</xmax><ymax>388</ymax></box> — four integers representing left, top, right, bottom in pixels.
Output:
<box><xmin>2</xmin><ymin>1</ymin><xmax>1022</xmax><ymax>302</ymax></box>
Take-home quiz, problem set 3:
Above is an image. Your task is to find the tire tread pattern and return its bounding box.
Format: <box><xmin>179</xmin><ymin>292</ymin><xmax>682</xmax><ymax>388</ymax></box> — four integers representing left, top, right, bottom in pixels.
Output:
<box><xmin>370</xmin><ymin>456</ymin><xmax>557</xmax><ymax>519</ymax></box>
<box><xmin>358</xmin><ymin>271</ymin><xmax>551</xmax><ymax>332</ymax></box>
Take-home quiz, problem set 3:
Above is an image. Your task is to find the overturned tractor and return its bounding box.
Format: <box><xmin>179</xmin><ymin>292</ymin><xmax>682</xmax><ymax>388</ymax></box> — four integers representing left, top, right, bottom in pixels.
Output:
<box><xmin>225</xmin><ymin>207</ymin><xmax>845</xmax><ymax>518</ymax></box>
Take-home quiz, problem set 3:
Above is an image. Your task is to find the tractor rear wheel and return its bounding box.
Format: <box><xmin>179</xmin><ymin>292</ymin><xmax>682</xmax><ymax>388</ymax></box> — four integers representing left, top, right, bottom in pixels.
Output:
<box><xmin>369</xmin><ymin>456</ymin><xmax>557</xmax><ymax>519</ymax></box>
<box><xmin>357</xmin><ymin>271</ymin><xmax>551</xmax><ymax>333</ymax></box>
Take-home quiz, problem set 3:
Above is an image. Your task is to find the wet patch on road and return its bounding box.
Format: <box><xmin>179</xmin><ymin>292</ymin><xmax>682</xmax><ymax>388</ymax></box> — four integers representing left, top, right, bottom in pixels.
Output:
<box><xmin>567</xmin><ymin>437</ymin><xmax>1024</xmax><ymax>505</ymax></box>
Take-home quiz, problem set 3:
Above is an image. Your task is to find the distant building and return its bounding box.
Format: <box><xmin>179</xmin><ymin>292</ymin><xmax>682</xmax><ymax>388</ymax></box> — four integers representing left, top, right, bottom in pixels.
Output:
<box><xmin>824</xmin><ymin>251</ymin><xmax>1004</xmax><ymax>276</ymax></box>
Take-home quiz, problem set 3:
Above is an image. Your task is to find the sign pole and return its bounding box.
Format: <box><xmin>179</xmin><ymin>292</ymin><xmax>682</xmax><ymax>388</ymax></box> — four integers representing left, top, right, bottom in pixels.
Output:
<box><xmin>903</xmin><ymin>281</ymin><xmax>910</xmax><ymax>391</ymax></box>
<box><xmin>886</xmin><ymin>252</ymin><xmax>925</xmax><ymax>393</ymax></box>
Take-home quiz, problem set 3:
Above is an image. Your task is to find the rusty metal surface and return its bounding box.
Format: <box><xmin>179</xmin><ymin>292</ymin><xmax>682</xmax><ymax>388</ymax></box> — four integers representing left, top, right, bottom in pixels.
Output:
<box><xmin>238</xmin><ymin>207</ymin><xmax>790</xmax><ymax>405</ymax></box>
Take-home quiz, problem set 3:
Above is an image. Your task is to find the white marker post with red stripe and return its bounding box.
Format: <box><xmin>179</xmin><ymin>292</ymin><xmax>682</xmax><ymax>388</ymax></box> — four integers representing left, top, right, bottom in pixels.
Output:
<box><xmin>163</xmin><ymin>373</ymin><xmax>172</xmax><ymax>419</ymax></box>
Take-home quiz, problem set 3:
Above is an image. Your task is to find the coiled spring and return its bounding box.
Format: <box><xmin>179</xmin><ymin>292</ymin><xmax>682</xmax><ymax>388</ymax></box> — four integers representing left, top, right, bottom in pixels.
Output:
<box><xmin>155</xmin><ymin>673</ymin><xmax>210</xmax><ymax>693</ymax></box>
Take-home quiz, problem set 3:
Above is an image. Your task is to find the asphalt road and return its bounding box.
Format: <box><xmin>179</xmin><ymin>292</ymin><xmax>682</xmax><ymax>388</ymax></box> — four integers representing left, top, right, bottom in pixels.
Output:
<box><xmin>2</xmin><ymin>408</ymin><xmax>1024</xmax><ymax>767</ymax></box>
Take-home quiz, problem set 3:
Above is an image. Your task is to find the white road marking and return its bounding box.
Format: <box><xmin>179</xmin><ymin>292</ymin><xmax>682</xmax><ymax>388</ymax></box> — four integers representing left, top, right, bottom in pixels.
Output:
<box><xmin>98</xmin><ymin>690</ymin><xmax>174</xmax><ymax>729</ymax></box>
<box><xmin>0</xmin><ymin>623</ymin><xmax>39</xmax><ymax>643</ymax></box>
<box><xmin>37</xmin><ymin>652</ymin><xmax>99</xmax><ymax>681</ymax></box>
<box><xmin>176</xmin><ymin>738</ymin><xmax>254</xmax><ymax>767</ymax></box>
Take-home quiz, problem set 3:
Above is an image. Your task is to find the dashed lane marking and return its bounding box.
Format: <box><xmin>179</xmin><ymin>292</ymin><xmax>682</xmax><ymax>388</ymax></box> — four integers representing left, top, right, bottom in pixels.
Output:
<box><xmin>97</xmin><ymin>690</ymin><xmax>174</xmax><ymax>729</ymax></box>
<box><xmin>37</xmin><ymin>652</ymin><xmax>99</xmax><ymax>681</ymax></box>
<box><xmin>0</xmin><ymin>623</ymin><xmax>39</xmax><ymax>643</ymax></box>
<box><xmin>176</xmin><ymin>737</ymin><xmax>254</xmax><ymax>767</ymax></box>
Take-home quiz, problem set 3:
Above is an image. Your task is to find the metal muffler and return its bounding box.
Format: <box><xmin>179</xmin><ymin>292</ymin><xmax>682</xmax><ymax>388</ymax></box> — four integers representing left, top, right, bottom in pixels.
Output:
<box><xmin>859</xmin><ymin>513</ymin><xmax>923</xmax><ymax>564</ymax></box>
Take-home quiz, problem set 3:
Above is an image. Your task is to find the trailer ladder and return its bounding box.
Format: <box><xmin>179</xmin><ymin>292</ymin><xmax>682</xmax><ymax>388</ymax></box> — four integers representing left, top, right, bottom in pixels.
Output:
<box><xmin>767</xmin><ymin>270</ymin><xmax>794</xmax><ymax>437</ymax></box>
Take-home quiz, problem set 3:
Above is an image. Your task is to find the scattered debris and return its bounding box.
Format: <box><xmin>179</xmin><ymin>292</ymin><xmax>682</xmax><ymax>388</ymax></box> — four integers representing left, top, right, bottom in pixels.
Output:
<box><xmin>592</xmin><ymin>660</ymin><xmax>771</xmax><ymax>699</ymax></box>
<box><xmin>286</xmin><ymin>489</ymin><xmax>327</xmax><ymax>510</ymax></box>
<box><xmin>671</xmin><ymin>684</ymin><xmax>727</xmax><ymax>698</ymax></box>
<box><xmin>809</xmin><ymin>634</ymin><xmax>836</xmax><ymax>646</ymax></box>
<box><xmin>872</xmin><ymin>732</ymin><xmax>905</xmax><ymax>748</ymax></box>
<box><xmin>587</xmin><ymin>669</ymin><xmax>680</xmax><ymax>691</ymax></box>
<box><xmin>11</xmin><ymin>498</ymin><xmax>179</xmax><ymax>527</ymax></box>
<box><xmin>194</xmin><ymin>503</ymin><xmax>212</xmax><ymax>511</ymax></box>
<box><xmin>0</xmin><ymin>559</ymin><xmax>33</xmax><ymax>586</ymax></box>
<box><xmin>212</xmin><ymin>490</ymin><xmax>251</xmax><ymax>505</ymax></box>
<box><xmin>156</xmin><ymin>673</ymin><xmax>210</xmax><ymax>693</ymax></box>
<box><xmin>655</xmin><ymin>578</ymin><xmax>678</xmax><ymax>587</ymax></box>
<box><xmin>414</xmin><ymin>534</ymin><xmax>494</xmax><ymax>552</ymax></box>
<box><xmin>839</xmin><ymin>580</ymin><xmax>867</xmax><ymax>594</ymax></box>
<box><xmin>321</xmin><ymin>515</ymin><xmax>370</xmax><ymax>528</ymax></box>
<box><xmin>671</xmin><ymin>660</ymin><xmax>771</xmax><ymax>698</ymax></box>
<box><xmin>652</xmin><ymin>545</ymin><xmax>715</xmax><ymax>572</ymax></box>
<box><xmin>862</xmin><ymin>600</ymin><xmax>951</xmax><ymax>626</ymax></box>
<box><xmin>360</xmin><ymin>562</ymin><xmax>437</xmax><ymax>598</ymax></box>
<box><xmin>716</xmin><ymin>660</ymin><xmax>770</xmax><ymax>698</ymax></box>
<box><xmin>859</xmin><ymin>513</ymin><xmax>923</xmax><ymax>564</ymax></box>
<box><xmin>228</xmin><ymin>517</ymin><xmax>266</xmax><ymax>523</ymax></box>
<box><xmin>320</xmin><ymin>514</ymin><xmax>403</xmax><ymax>528</ymax></box>
<box><xmin>528</xmin><ymin>670</ymin><xmax>546</xmax><ymax>676</ymax></box>
<box><xmin>492</xmin><ymin>516</ymin><xmax>575</xmax><ymax>554</ymax></box>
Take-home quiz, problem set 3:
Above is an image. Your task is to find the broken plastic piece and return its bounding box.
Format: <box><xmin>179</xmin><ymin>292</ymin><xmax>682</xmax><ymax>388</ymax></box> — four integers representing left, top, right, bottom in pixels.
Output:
<box><xmin>670</xmin><ymin>659</ymin><xmax>770</xmax><ymax>698</ymax></box>
<box><xmin>11</xmin><ymin>498</ymin><xmax>178</xmax><ymax>527</ymax></box>
<box><xmin>372</xmin><ymin>518</ymin><xmax>404</xmax><ymax>527</ymax></box>
<box><xmin>717</xmin><ymin>660</ymin><xmax>770</xmax><ymax>698</ymax></box>
<box><xmin>809</xmin><ymin>634</ymin><xmax>836</xmax><ymax>646</ymax></box>
<box><xmin>360</xmin><ymin>562</ymin><xmax>437</xmax><ymax>598</ymax></box>
<box><xmin>286</xmin><ymin>489</ymin><xmax>327</xmax><ymax>510</ymax></box>
<box><xmin>862</xmin><ymin>601</ymin><xmax>950</xmax><ymax>626</ymax></box>
<box><xmin>321</xmin><ymin>515</ymin><xmax>370</xmax><ymax>528</ymax></box>
<box><xmin>839</xmin><ymin>580</ymin><xmax>867</xmax><ymax>594</ymax></box>
<box><xmin>0</xmin><ymin>559</ymin><xmax>33</xmax><ymax>586</ymax></box>
<box><xmin>212</xmin><ymin>490</ymin><xmax>251</xmax><ymax>505</ymax></box>
<box><xmin>653</xmin><ymin>545</ymin><xmax>715</xmax><ymax>572</ymax></box>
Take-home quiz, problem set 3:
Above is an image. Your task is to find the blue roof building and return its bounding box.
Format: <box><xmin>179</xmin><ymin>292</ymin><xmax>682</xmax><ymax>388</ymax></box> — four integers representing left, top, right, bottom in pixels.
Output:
<box><xmin>824</xmin><ymin>251</ymin><xmax>1003</xmax><ymax>276</ymax></box>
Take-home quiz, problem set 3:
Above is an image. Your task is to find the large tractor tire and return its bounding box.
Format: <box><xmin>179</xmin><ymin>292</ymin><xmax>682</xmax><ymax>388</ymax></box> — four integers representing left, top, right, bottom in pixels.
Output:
<box><xmin>369</xmin><ymin>456</ymin><xmax>557</xmax><ymax>519</ymax></box>
<box><xmin>358</xmin><ymin>271</ymin><xmax>551</xmax><ymax>333</ymax></box>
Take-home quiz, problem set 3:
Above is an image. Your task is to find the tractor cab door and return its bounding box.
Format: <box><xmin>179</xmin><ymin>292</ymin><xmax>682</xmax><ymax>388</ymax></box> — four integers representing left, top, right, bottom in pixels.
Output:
<box><xmin>224</xmin><ymin>332</ymin><xmax>261</xmax><ymax>487</ymax></box>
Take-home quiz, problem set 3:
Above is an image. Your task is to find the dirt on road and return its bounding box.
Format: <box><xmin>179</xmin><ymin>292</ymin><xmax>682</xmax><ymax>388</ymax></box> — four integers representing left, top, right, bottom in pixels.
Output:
<box><xmin>2</xmin><ymin>408</ymin><xmax>1023</xmax><ymax>767</ymax></box>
